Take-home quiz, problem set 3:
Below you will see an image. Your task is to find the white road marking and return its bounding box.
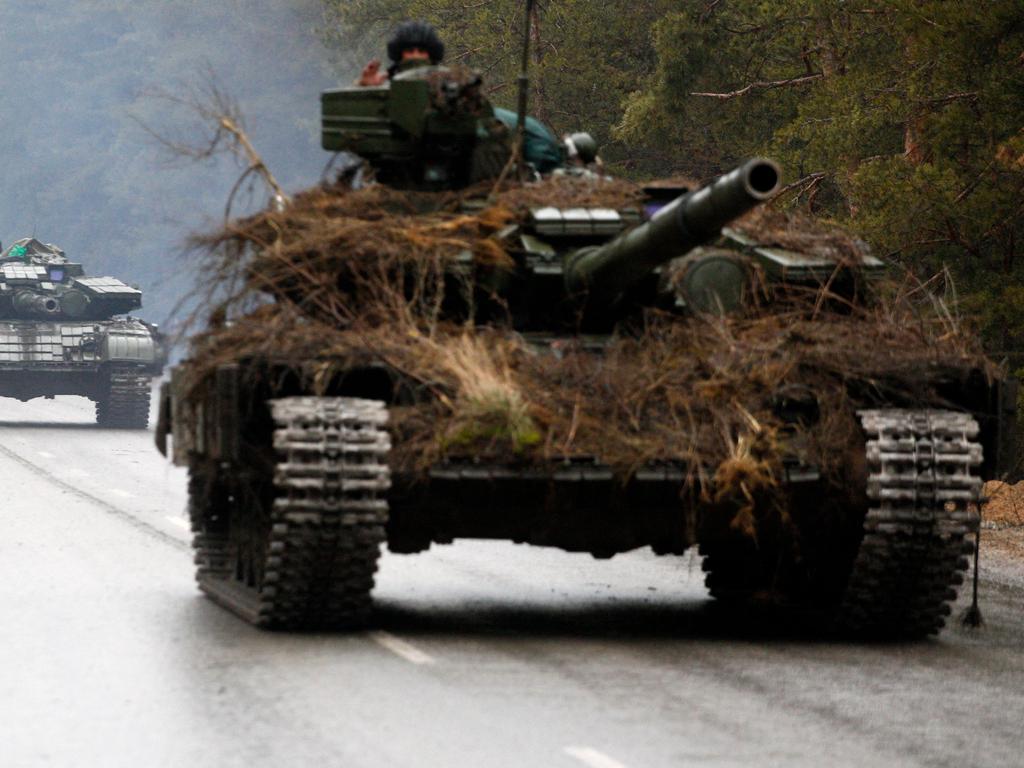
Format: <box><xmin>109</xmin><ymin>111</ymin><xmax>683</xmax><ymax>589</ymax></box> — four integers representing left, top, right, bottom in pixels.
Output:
<box><xmin>564</xmin><ymin>747</ymin><xmax>630</xmax><ymax>768</ymax></box>
<box><xmin>366</xmin><ymin>631</ymin><xmax>436</xmax><ymax>665</ymax></box>
<box><xmin>36</xmin><ymin>451</ymin><xmax>56</xmax><ymax>459</ymax></box>
<box><xmin>110</xmin><ymin>489</ymin><xmax>133</xmax><ymax>499</ymax></box>
<box><xmin>65</xmin><ymin>468</ymin><xmax>90</xmax><ymax>478</ymax></box>
<box><xmin>165</xmin><ymin>516</ymin><xmax>190</xmax><ymax>531</ymax></box>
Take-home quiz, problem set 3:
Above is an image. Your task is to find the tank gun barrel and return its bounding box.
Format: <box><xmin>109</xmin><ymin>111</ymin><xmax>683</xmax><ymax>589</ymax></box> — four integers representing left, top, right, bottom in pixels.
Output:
<box><xmin>13</xmin><ymin>290</ymin><xmax>61</xmax><ymax>317</ymax></box>
<box><xmin>563</xmin><ymin>158</ymin><xmax>781</xmax><ymax>303</ymax></box>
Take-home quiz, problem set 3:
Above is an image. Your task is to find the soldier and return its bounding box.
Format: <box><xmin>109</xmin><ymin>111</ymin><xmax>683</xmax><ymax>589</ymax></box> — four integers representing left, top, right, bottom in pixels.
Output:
<box><xmin>357</xmin><ymin>20</ymin><xmax>446</xmax><ymax>86</ymax></box>
<box><xmin>351</xmin><ymin>20</ymin><xmax>581</xmax><ymax>178</ymax></box>
<box><xmin>563</xmin><ymin>132</ymin><xmax>601</xmax><ymax>170</ymax></box>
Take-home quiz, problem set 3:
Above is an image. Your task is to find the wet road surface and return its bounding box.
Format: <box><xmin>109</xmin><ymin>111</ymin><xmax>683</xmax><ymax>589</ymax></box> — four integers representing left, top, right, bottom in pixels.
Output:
<box><xmin>0</xmin><ymin>391</ymin><xmax>1022</xmax><ymax>768</ymax></box>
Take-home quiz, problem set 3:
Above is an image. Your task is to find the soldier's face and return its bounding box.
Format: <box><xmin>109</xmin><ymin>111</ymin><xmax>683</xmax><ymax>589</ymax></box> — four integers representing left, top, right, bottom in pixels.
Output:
<box><xmin>401</xmin><ymin>47</ymin><xmax>431</xmax><ymax>62</ymax></box>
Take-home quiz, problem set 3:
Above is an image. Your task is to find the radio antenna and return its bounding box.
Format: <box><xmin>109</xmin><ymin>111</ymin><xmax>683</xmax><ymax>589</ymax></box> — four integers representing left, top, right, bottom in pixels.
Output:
<box><xmin>515</xmin><ymin>0</ymin><xmax>536</xmax><ymax>181</ymax></box>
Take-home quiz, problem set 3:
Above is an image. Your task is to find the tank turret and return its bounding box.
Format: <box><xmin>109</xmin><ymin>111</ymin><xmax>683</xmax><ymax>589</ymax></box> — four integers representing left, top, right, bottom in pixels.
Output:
<box><xmin>563</xmin><ymin>159</ymin><xmax>781</xmax><ymax>305</ymax></box>
<box><xmin>0</xmin><ymin>238</ymin><xmax>142</xmax><ymax>320</ymax></box>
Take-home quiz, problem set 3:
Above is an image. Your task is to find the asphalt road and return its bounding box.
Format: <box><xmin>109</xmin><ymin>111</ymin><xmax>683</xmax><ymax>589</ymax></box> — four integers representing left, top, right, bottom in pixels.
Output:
<box><xmin>0</xmin><ymin>390</ymin><xmax>1022</xmax><ymax>768</ymax></box>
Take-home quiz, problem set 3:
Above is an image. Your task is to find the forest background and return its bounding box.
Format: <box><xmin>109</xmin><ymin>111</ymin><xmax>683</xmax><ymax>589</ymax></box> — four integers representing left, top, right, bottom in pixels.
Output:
<box><xmin>324</xmin><ymin>0</ymin><xmax>1024</xmax><ymax>367</ymax></box>
<box><xmin>0</xmin><ymin>1</ymin><xmax>1021</xmax><ymax>369</ymax></box>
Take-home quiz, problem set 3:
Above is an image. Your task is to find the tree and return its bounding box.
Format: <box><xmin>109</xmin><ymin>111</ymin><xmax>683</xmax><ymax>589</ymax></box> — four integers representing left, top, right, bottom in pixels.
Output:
<box><xmin>318</xmin><ymin>1</ymin><xmax>1024</xmax><ymax>357</ymax></box>
<box><xmin>618</xmin><ymin>0</ymin><xmax>1024</xmax><ymax>358</ymax></box>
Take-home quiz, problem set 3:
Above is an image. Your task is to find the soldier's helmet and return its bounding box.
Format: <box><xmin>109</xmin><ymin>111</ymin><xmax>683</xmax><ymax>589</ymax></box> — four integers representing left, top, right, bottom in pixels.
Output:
<box><xmin>567</xmin><ymin>132</ymin><xmax>599</xmax><ymax>165</ymax></box>
<box><xmin>387</xmin><ymin>20</ymin><xmax>445</xmax><ymax>65</ymax></box>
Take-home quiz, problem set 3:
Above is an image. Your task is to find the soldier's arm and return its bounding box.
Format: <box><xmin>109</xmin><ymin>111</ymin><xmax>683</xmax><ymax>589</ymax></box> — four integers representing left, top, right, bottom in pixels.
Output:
<box><xmin>356</xmin><ymin>59</ymin><xmax>388</xmax><ymax>87</ymax></box>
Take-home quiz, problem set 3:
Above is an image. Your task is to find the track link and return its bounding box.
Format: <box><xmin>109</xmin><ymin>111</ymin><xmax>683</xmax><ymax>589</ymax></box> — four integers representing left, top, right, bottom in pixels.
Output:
<box><xmin>194</xmin><ymin>396</ymin><xmax>391</xmax><ymax>630</ymax></box>
<box><xmin>95</xmin><ymin>366</ymin><xmax>152</xmax><ymax>429</ymax></box>
<box><xmin>837</xmin><ymin>410</ymin><xmax>982</xmax><ymax>638</ymax></box>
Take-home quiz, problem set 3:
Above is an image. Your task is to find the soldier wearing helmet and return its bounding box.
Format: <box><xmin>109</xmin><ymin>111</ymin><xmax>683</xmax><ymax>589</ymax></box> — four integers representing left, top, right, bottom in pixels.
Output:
<box><xmin>563</xmin><ymin>132</ymin><xmax>603</xmax><ymax>172</ymax></box>
<box><xmin>357</xmin><ymin>21</ymin><xmax>446</xmax><ymax>86</ymax></box>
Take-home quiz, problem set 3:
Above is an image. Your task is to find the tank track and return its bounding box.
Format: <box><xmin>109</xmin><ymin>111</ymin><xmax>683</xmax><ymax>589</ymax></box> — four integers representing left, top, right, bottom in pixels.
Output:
<box><xmin>193</xmin><ymin>396</ymin><xmax>391</xmax><ymax>630</ymax></box>
<box><xmin>95</xmin><ymin>366</ymin><xmax>151</xmax><ymax>429</ymax></box>
<box><xmin>189</xmin><ymin>462</ymin><xmax>231</xmax><ymax>582</ymax></box>
<box><xmin>700</xmin><ymin>409</ymin><xmax>982</xmax><ymax>639</ymax></box>
<box><xmin>838</xmin><ymin>409</ymin><xmax>982</xmax><ymax>639</ymax></box>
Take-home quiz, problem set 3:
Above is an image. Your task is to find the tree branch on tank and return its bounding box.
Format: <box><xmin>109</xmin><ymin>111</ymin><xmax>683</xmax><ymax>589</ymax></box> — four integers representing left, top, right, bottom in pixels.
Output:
<box><xmin>131</xmin><ymin>74</ymin><xmax>289</xmax><ymax>221</ymax></box>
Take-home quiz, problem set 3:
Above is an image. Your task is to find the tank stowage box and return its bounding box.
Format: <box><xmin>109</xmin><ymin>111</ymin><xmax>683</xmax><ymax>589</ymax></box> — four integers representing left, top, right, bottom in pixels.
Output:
<box><xmin>0</xmin><ymin>238</ymin><xmax>165</xmax><ymax>427</ymax></box>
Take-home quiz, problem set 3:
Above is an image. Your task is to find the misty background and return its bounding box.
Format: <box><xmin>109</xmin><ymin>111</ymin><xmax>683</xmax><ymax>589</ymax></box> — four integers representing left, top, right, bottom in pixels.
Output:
<box><xmin>0</xmin><ymin>0</ymin><xmax>354</xmax><ymax>330</ymax></box>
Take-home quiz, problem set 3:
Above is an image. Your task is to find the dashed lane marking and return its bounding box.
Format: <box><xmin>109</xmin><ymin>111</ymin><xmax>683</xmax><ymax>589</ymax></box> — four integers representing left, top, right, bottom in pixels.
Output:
<box><xmin>564</xmin><ymin>747</ymin><xmax>630</xmax><ymax>768</ymax></box>
<box><xmin>36</xmin><ymin>451</ymin><xmax>56</xmax><ymax>459</ymax></box>
<box><xmin>366</xmin><ymin>631</ymin><xmax>436</xmax><ymax>665</ymax></box>
<box><xmin>110</xmin><ymin>489</ymin><xmax>133</xmax><ymax>498</ymax></box>
<box><xmin>0</xmin><ymin>442</ymin><xmax>187</xmax><ymax>551</ymax></box>
<box><xmin>165</xmin><ymin>516</ymin><xmax>190</xmax><ymax>531</ymax></box>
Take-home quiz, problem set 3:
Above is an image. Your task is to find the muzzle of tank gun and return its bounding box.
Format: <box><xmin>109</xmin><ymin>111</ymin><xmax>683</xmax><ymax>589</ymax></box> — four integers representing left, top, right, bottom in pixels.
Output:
<box><xmin>563</xmin><ymin>158</ymin><xmax>781</xmax><ymax>304</ymax></box>
<box><xmin>13</xmin><ymin>290</ymin><xmax>61</xmax><ymax>317</ymax></box>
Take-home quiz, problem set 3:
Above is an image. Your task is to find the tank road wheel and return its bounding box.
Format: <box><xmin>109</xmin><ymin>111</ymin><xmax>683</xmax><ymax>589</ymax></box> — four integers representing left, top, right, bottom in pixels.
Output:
<box><xmin>192</xmin><ymin>397</ymin><xmax>391</xmax><ymax>630</ymax></box>
<box><xmin>835</xmin><ymin>410</ymin><xmax>983</xmax><ymax>640</ymax></box>
<box><xmin>95</xmin><ymin>366</ymin><xmax>152</xmax><ymax>429</ymax></box>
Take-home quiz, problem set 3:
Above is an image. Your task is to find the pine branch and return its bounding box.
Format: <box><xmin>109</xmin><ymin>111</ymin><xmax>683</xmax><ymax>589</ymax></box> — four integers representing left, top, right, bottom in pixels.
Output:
<box><xmin>690</xmin><ymin>73</ymin><xmax>823</xmax><ymax>100</ymax></box>
<box><xmin>923</xmin><ymin>91</ymin><xmax>978</xmax><ymax>106</ymax></box>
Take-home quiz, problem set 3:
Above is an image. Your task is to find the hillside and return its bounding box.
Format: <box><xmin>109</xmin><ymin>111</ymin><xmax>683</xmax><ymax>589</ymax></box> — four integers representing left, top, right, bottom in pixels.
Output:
<box><xmin>0</xmin><ymin>1</ymin><xmax>347</xmax><ymax>326</ymax></box>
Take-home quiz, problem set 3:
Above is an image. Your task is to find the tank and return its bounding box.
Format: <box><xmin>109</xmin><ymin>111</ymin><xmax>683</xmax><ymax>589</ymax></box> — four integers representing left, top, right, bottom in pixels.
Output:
<box><xmin>157</xmin><ymin>64</ymin><xmax>1016</xmax><ymax>638</ymax></box>
<box><xmin>0</xmin><ymin>238</ymin><xmax>164</xmax><ymax>427</ymax></box>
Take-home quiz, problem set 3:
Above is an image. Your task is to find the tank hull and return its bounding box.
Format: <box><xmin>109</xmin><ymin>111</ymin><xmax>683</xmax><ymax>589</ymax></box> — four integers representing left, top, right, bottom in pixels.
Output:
<box><xmin>0</xmin><ymin>319</ymin><xmax>161</xmax><ymax>427</ymax></box>
<box><xmin>160</xmin><ymin>358</ymin><xmax>1013</xmax><ymax>637</ymax></box>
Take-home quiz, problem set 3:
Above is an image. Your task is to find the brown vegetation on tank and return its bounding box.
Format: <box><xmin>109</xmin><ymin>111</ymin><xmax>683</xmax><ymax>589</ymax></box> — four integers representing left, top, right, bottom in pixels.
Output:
<box><xmin>194</xmin><ymin>175</ymin><xmax>645</xmax><ymax>274</ymax></box>
<box><xmin>178</xmin><ymin>178</ymin><xmax>999</xmax><ymax>544</ymax></box>
<box><xmin>732</xmin><ymin>208</ymin><xmax>870</xmax><ymax>264</ymax></box>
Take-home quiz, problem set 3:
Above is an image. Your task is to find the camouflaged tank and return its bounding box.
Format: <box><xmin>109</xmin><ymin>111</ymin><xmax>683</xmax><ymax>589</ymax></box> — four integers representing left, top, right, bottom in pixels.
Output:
<box><xmin>158</xmin><ymin>63</ymin><xmax>1016</xmax><ymax>638</ymax></box>
<box><xmin>0</xmin><ymin>238</ymin><xmax>164</xmax><ymax>428</ymax></box>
